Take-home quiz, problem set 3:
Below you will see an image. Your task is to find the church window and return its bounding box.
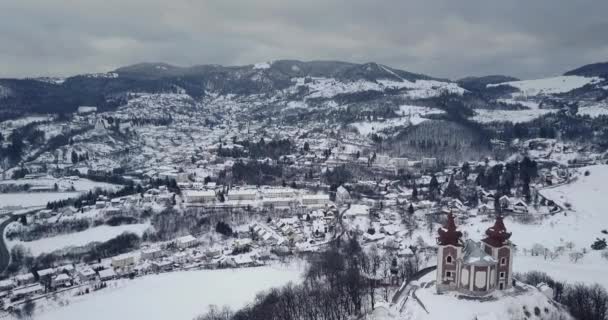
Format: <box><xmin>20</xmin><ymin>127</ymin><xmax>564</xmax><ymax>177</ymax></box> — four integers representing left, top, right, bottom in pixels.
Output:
<box><xmin>500</xmin><ymin>257</ymin><xmax>506</xmax><ymax>265</ymax></box>
<box><xmin>500</xmin><ymin>272</ymin><xmax>505</xmax><ymax>279</ymax></box>
<box><xmin>446</xmin><ymin>255</ymin><xmax>453</xmax><ymax>264</ymax></box>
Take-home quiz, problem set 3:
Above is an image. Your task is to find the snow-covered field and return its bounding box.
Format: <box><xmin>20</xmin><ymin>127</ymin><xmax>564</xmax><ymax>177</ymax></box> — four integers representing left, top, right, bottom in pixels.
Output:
<box><xmin>0</xmin><ymin>177</ymin><xmax>121</xmax><ymax>192</ymax></box>
<box><xmin>350</xmin><ymin>105</ymin><xmax>444</xmax><ymax>135</ymax></box>
<box><xmin>471</xmin><ymin>108</ymin><xmax>555</xmax><ymax>123</ymax></box>
<box><xmin>396</xmin><ymin>271</ymin><xmax>570</xmax><ymax>320</ymax></box>
<box><xmin>6</xmin><ymin>223</ymin><xmax>151</xmax><ymax>256</ymax></box>
<box><xmin>577</xmin><ymin>103</ymin><xmax>608</xmax><ymax>118</ymax></box>
<box><xmin>293</xmin><ymin>77</ymin><xmax>465</xmax><ymax>100</ymax></box>
<box><xmin>515</xmin><ymin>251</ymin><xmax>608</xmax><ymax>289</ymax></box>
<box><xmin>0</xmin><ymin>192</ymin><xmax>81</xmax><ymax>209</ymax></box>
<box><xmin>488</xmin><ymin>75</ymin><xmax>602</xmax><ymax>97</ymax></box>
<box><xmin>36</xmin><ymin>263</ymin><xmax>304</xmax><ymax>320</ymax></box>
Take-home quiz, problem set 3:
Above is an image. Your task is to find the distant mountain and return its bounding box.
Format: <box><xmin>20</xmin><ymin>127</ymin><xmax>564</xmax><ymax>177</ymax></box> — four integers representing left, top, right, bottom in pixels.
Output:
<box><xmin>564</xmin><ymin>62</ymin><xmax>608</xmax><ymax>78</ymax></box>
<box><xmin>0</xmin><ymin>60</ymin><xmax>445</xmax><ymax>120</ymax></box>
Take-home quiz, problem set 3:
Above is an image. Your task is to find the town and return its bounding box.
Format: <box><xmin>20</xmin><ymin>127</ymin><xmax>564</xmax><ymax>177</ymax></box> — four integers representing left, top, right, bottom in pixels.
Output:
<box><xmin>1</xmin><ymin>98</ymin><xmax>605</xmax><ymax>319</ymax></box>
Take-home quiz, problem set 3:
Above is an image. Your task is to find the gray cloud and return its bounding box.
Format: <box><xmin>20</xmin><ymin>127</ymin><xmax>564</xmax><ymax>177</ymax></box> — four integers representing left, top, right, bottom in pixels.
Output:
<box><xmin>1</xmin><ymin>0</ymin><xmax>607</xmax><ymax>79</ymax></box>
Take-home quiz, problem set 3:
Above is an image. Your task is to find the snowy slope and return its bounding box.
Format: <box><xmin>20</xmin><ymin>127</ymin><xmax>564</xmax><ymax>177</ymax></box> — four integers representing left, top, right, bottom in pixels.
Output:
<box><xmin>396</xmin><ymin>272</ymin><xmax>571</xmax><ymax>320</ymax></box>
<box><xmin>294</xmin><ymin>77</ymin><xmax>465</xmax><ymax>100</ymax></box>
<box><xmin>487</xmin><ymin>75</ymin><xmax>602</xmax><ymax>97</ymax></box>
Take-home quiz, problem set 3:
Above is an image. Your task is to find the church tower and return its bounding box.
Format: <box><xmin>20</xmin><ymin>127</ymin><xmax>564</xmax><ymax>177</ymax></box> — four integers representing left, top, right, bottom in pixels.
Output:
<box><xmin>482</xmin><ymin>215</ymin><xmax>513</xmax><ymax>290</ymax></box>
<box><xmin>436</xmin><ymin>212</ymin><xmax>463</xmax><ymax>292</ymax></box>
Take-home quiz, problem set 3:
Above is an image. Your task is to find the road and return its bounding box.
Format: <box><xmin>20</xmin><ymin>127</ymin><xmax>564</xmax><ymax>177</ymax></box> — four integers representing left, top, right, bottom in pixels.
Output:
<box><xmin>0</xmin><ymin>214</ymin><xmax>17</xmax><ymax>273</ymax></box>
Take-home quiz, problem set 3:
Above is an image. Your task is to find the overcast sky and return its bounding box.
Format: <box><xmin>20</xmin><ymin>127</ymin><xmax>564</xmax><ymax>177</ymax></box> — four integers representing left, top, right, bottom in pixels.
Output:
<box><xmin>1</xmin><ymin>0</ymin><xmax>607</xmax><ymax>79</ymax></box>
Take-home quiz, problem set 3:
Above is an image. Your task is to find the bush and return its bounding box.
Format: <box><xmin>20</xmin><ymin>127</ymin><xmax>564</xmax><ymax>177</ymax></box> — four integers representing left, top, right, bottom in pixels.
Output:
<box><xmin>216</xmin><ymin>221</ymin><xmax>233</xmax><ymax>237</ymax></box>
<box><xmin>591</xmin><ymin>238</ymin><xmax>607</xmax><ymax>250</ymax></box>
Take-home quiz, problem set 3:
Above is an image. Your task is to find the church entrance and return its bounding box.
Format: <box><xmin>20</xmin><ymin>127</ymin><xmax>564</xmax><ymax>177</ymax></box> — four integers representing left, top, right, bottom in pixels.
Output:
<box><xmin>499</xmin><ymin>282</ymin><xmax>504</xmax><ymax>290</ymax></box>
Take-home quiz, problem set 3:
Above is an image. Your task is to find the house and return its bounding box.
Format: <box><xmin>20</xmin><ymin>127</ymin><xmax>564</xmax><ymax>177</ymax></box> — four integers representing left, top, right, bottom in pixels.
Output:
<box><xmin>0</xmin><ymin>279</ymin><xmax>16</xmax><ymax>292</ymax></box>
<box><xmin>141</xmin><ymin>247</ymin><xmax>164</xmax><ymax>260</ymax></box>
<box><xmin>262</xmin><ymin>198</ymin><xmax>294</xmax><ymax>209</ymax></box>
<box><xmin>111</xmin><ymin>253</ymin><xmax>137</xmax><ymax>272</ymax></box>
<box><xmin>233</xmin><ymin>255</ymin><xmax>255</xmax><ymax>267</ymax></box>
<box><xmin>98</xmin><ymin>269</ymin><xmax>116</xmax><ymax>281</ymax></box>
<box><xmin>226</xmin><ymin>189</ymin><xmax>257</xmax><ymax>202</ymax></box>
<box><xmin>36</xmin><ymin>268</ymin><xmax>56</xmax><ymax>280</ymax></box>
<box><xmin>173</xmin><ymin>252</ymin><xmax>189</xmax><ymax>265</ymax></box>
<box><xmin>261</xmin><ymin>188</ymin><xmax>295</xmax><ymax>199</ymax></box>
<box><xmin>77</xmin><ymin>266</ymin><xmax>97</xmax><ymax>282</ymax></box>
<box><xmin>51</xmin><ymin>274</ymin><xmax>72</xmax><ymax>288</ymax></box>
<box><xmin>301</xmin><ymin>194</ymin><xmax>330</xmax><ymax>207</ymax></box>
<box><xmin>176</xmin><ymin>235</ymin><xmax>198</xmax><ymax>249</ymax></box>
<box><xmin>151</xmin><ymin>260</ymin><xmax>173</xmax><ymax>273</ymax></box>
<box><xmin>12</xmin><ymin>284</ymin><xmax>43</xmax><ymax>300</ymax></box>
<box><xmin>511</xmin><ymin>200</ymin><xmax>529</xmax><ymax>214</ymax></box>
<box><xmin>14</xmin><ymin>273</ymin><xmax>35</xmax><ymax>286</ymax></box>
<box><xmin>183</xmin><ymin>190</ymin><xmax>216</xmax><ymax>204</ymax></box>
<box><xmin>422</xmin><ymin>157</ymin><xmax>438</xmax><ymax>169</ymax></box>
<box><xmin>477</xmin><ymin>204</ymin><xmax>494</xmax><ymax>215</ymax></box>
<box><xmin>499</xmin><ymin>195</ymin><xmax>511</xmax><ymax>209</ymax></box>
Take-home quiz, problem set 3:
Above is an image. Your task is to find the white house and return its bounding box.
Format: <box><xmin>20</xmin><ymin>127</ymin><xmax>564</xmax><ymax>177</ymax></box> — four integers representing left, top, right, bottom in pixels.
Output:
<box><xmin>51</xmin><ymin>274</ymin><xmax>72</xmax><ymax>288</ymax></box>
<box><xmin>141</xmin><ymin>247</ymin><xmax>164</xmax><ymax>260</ymax></box>
<box><xmin>227</xmin><ymin>189</ymin><xmax>257</xmax><ymax>202</ymax></box>
<box><xmin>111</xmin><ymin>253</ymin><xmax>137</xmax><ymax>271</ymax></box>
<box><xmin>98</xmin><ymin>269</ymin><xmax>116</xmax><ymax>281</ymax></box>
<box><xmin>183</xmin><ymin>190</ymin><xmax>216</xmax><ymax>203</ymax></box>
<box><xmin>301</xmin><ymin>194</ymin><xmax>330</xmax><ymax>207</ymax></box>
<box><xmin>261</xmin><ymin>188</ymin><xmax>295</xmax><ymax>199</ymax></box>
<box><xmin>77</xmin><ymin>266</ymin><xmax>97</xmax><ymax>282</ymax></box>
<box><xmin>12</xmin><ymin>284</ymin><xmax>43</xmax><ymax>300</ymax></box>
<box><xmin>176</xmin><ymin>235</ymin><xmax>198</xmax><ymax>249</ymax></box>
<box><xmin>422</xmin><ymin>157</ymin><xmax>438</xmax><ymax>168</ymax></box>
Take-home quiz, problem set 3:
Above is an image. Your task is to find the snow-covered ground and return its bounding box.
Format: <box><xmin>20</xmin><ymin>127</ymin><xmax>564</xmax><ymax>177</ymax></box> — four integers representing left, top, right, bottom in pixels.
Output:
<box><xmin>36</xmin><ymin>263</ymin><xmax>304</xmax><ymax>320</ymax></box>
<box><xmin>0</xmin><ymin>192</ymin><xmax>81</xmax><ymax>209</ymax></box>
<box><xmin>398</xmin><ymin>272</ymin><xmax>570</xmax><ymax>320</ymax></box>
<box><xmin>488</xmin><ymin>75</ymin><xmax>602</xmax><ymax>97</ymax></box>
<box><xmin>293</xmin><ymin>77</ymin><xmax>465</xmax><ymax>100</ymax></box>
<box><xmin>515</xmin><ymin>251</ymin><xmax>608</xmax><ymax>289</ymax></box>
<box><xmin>350</xmin><ymin>105</ymin><xmax>444</xmax><ymax>135</ymax></box>
<box><xmin>471</xmin><ymin>108</ymin><xmax>555</xmax><ymax>123</ymax></box>
<box><xmin>462</xmin><ymin>166</ymin><xmax>608</xmax><ymax>250</ymax></box>
<box><xmin>0</xmin><ymin>177</ymin><xmax>121</xmax><ymax>192</ymax></box>
<box><xmin>6</xmin><ymin>223</ymin><xmax>151</xmax><ymax>256</ymax></box>
<box><xmin>577</xmin><ymin>103</ymin><xmax>608</xmax><ymax>118</ymax></box>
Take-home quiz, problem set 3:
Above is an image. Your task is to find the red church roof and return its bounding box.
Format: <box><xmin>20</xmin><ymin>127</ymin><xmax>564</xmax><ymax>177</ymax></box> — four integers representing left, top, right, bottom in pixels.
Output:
<box><xmin>437</xmin><ymin>212</ymin><xmax>463</xmax><ymax>246</ymax></box>
<box><xmin>482</xmin><ymin>215</ymin><xmax>512</xmax><ymax>247</ymax></box>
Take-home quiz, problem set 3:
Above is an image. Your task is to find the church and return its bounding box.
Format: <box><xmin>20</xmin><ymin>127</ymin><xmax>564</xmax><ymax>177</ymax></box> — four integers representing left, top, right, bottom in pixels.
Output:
<box><xmin>436</xmin><ymin>213</ymin><xmax>513</xmax><ymax>295</ymax></box>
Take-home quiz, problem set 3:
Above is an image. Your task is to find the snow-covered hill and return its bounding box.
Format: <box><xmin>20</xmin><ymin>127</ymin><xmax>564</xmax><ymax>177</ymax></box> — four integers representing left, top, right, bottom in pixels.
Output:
<box><xmin>378</xmin><ymin>272</ymin><xmax>571</xmax><ymax>320</ymax></box>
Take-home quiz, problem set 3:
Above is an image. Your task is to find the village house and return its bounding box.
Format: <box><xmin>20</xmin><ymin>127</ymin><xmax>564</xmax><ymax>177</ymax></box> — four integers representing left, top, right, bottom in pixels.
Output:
<box><xmin>98</xmin><ymin>268</ymin><xmax>116</xmax><ymax>281</ymax></box>
<box><xmin>226</xmin><ymin>189</ymin><xmax>258</xmax><ymax>202</ymax></box>
<box><xmin>76</xmin><ymin>266</ymin><xmax>97</xmax><ymax>282</ymax></box>
<box><xmin>12</xmin><ymin>284</ymin><xmax>43</xmax><ymax>300</ymax></box>
<box><xmin>141</xmin><ymin>247</ymin><xmax>164</xmax><ymax>260</ymax></box>
<box><xmin>111</xmin><ymin>253</ymin><xmax>137</xmax><ymax>272</ymax></box>
<box><xmin>301</xmin><ymin>194</ymin><xmax>330</xmax><ymax>207</ymax></box>
<box><xmin>14</xmin><ymin>273</ymin><xmax>35</xmax><ymax>286</ymax></box>
<box><xmin>183</xmin><ymin>190</ymin><xmax>216</xmax><ymax>204</ymax></box>
<box><xmin>176</xmin><ymin>234</ymin><xmax>198</xmax><ymax>249</ymax></box>
<box><xmin>51</xmin><ymin>273</ymin><xmax>72</xmax><ymax>288</ymax></box>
